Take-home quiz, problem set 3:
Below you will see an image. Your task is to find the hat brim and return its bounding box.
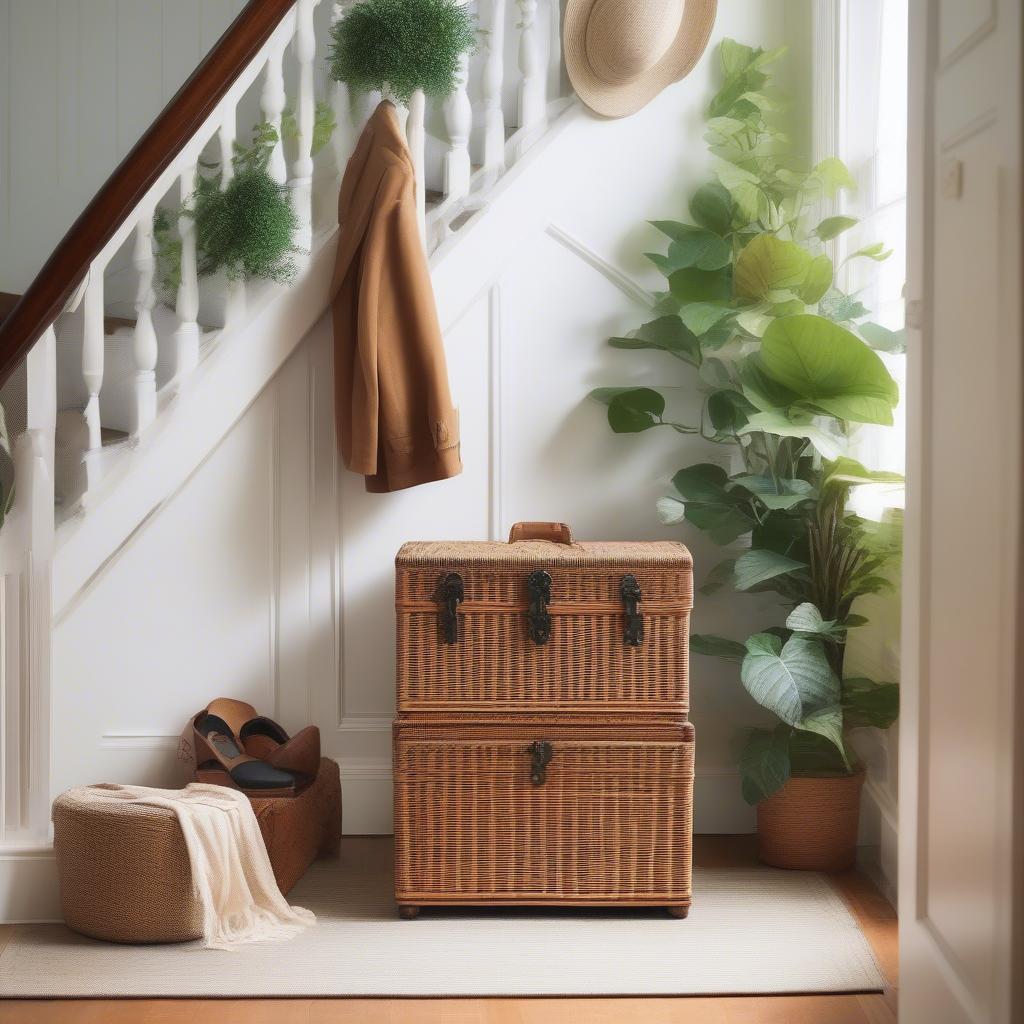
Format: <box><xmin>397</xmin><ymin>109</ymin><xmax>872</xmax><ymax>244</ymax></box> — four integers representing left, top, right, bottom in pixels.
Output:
<box><xmin>563</xmin><ymin>0</ymin><xmax>718</xmax><ymax>119</ymax></box>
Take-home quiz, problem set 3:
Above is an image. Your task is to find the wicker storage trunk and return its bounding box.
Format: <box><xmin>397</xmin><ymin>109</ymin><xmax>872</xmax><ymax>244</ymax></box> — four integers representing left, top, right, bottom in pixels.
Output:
<box><xmin>393</xmin><ymin>522</ymin><xmax>694</xmax><ymax>917</ymax></box>
<box><xmin>394</xmin><ymin>719</ymin><xmax>694</xmax><ymax>913</ymax></box>
<box><xmin>395</xmin><ymin>523</ymin><xmax>693</xmax><ymax>715</ymax></box>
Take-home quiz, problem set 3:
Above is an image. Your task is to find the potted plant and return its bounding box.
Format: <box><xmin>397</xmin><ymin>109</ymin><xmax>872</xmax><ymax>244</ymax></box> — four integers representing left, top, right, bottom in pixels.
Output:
<box><xmin>328</xmin><ymin>0</ymin><xmax>477</xmax><ymax>105</ymax></box>
<box><xmin>590</xmin><ymin>38</ymin><xmax>902</xmax><ymax>870</ymax></box>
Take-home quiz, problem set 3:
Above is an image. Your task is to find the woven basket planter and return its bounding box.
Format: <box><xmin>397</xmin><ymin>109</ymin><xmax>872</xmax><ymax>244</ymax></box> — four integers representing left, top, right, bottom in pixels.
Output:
<box><xmin>756</xmin><ymin>768</ymin><xmax>865</xmax><ymax>872</ymax></box>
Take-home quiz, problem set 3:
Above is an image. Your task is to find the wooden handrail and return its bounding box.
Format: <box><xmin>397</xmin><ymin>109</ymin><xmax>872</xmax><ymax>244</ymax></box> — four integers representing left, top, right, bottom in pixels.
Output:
<box><xmin>0</xmin><ymin>0</ymin><xmax>296</xmax><ymax>389</ymax></box>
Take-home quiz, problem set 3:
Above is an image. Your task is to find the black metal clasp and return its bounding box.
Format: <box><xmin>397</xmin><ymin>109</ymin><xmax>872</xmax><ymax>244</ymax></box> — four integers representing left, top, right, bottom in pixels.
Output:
<box><xmin>439</xmin><ymin>572</ymin><xmax>464</xmax><ymax>644</ymax></box>
<box><xmin>526</xmin><ymin>569</ymin><xmax>552</xmax><ymax>645</ymax></box>
<box><xmin>621</xmin><ymin>574</ymin><xmax>643</xmax><ymax>646</ymax></box>
<box><xmin>528</xmin><ymin>740</ymin><xmax>553</xmax><ymax>786</ymax></box>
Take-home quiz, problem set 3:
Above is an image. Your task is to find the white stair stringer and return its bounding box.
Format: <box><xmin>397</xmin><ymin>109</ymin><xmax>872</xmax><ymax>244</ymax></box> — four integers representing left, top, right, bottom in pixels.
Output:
<box><xmin>53</xmin><ymin>226</ymin><xmax>338</xmax><ymax>620</ymax></box>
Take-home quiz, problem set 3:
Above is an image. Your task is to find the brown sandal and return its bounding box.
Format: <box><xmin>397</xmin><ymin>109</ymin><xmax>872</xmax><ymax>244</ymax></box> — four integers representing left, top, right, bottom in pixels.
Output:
<box><xmin>179</xmin><ymin>708</ymin><xmax>296</xmax><ymax>795</ymax></box>
<box><xmin>206</xmin><ymin>698</ymin><xmax>321</xmax><ymax>783</ymax></box>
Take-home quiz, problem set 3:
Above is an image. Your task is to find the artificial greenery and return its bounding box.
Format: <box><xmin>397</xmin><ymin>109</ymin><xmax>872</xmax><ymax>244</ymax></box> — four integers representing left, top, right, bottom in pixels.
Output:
<box><xmin>282</xmin><ymin>101</ymin><xmax>338</xmax><ymax>156</ymax></box>
<box><xmin>328</xmin><ymin>0</ymin><xmax>477</xmax><ymax>105</ymax></box>
<box><xmin>192</xmin><ymin>123</ymin><xmax>300</xmax><ymax>283</ymax></box>
<box><xmin>589</xmin><ymin>38</ymin><xmax>902</xmax><ymax>805</ymax></box>
<box><xmin>154</xmin><ymin>122</ymin><xmax>303</xmax><ymax>295</ymax></box>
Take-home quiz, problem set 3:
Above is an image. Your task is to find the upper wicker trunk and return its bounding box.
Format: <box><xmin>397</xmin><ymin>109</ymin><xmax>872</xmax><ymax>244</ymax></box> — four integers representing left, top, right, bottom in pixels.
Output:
<box><xmin>395</xmin><ymin>525</ymin><xmax>693</xmax><ymax>715</ymax></box>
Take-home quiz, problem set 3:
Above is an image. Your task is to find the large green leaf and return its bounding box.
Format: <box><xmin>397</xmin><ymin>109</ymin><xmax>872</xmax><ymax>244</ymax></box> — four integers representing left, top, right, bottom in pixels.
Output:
<box><xmin>707</xmin><ymin>390</ymin><xmax>756</xmax><ymax>432</ymax></box>
<box><xmin>822</xmin><ymin>456</ymin><xmax>905</xmax><ymax>497</ymax></box>
<box><xmin>589</xmin><ymin>387</ymin><xmax>667</xmax><ymax>433</ymax></box>
<box><xmin>679</xmin><ymin>302</ymin><xmax>734</xmax><ymax>336</ymax></box>
<box><xmin>846</xmin><ymin>241</ymin><xmax>893</xmax><ymax>262</ymax></box>
<box><xmin>739</xmin><ymin>412</ymin><xmax>845</xmax><ymax>461</ymax></box>
<box><xmin>786</xmin><ymin>602</ymin><xmax>844</xmax><ymax>640</ymax></box>
<box><xmin>759</xmin><ymin>314</ymin><xmax>900</xmax><ymax>425</ymax></box>
<box><xmin>734</xmin><ymin>234</ymin><xmax>811</xmax><ymax>300</ymax></box>
<box><xmin>689</xmin><ymin>182</ymin><xmax>734</xmax><ymax>236</ymax></box>
<box><xmin>807</xmin><ymin>157</ymin><xmax>857</xmax><ymax>197</ymax></box>
<box><xmin>797</xmin><ymin>704</ymin><xmax>850</xmax><ymax>767</ymax></box>
<box><xmin>671</xmin><ymin>463</ymin><xmax>757</xmax><ymax>544</ymax></box>
<box><xmin>732</xmin><ymin>474</ymin><xmax>814</xmax><ymax>510</ymax></box>
<box><xmin>650</xmin><ymin>222</ymin><xmax>732</xmax><ymax>271</ymax></box>
<box><xmin>859</xmin><ymin>321</ymin><xmax>907</xmax><ymax>354</ymax></box>
<box><xmin>691</xmin><ymin>633</ymin><xmax>747</xmax><ymax>662</ymax></box>
<box><xmin>609</xmin><ymin>316</ymin><xmax>701</xmax><ymax>366</ymax></box>
<box><xmin>741</xmin><ymin>633</ymin><xmax>839</xmax><ymax>726</ymax></box>
<box><xmin>740</xmin><ymin>726</ymin><xmax>792</xmax><ymax>804</ymax></box>
<box><xmin>800</xmin><ymin>254</ymin><xmax>833</xmax><ymax>304</ymax></box>
<box><xmin>669</xmin><ymin>267</ymin><xmax>732</xmax><ymax>303</ymax></box>
<box><xmin>733</xmin><ymin>548</ymin><xmax>807</xmax><ymax>590</ymax></box>
<box><xmin>842</xmin><ymin>677</ymin><xmax>900</xmax><ymax>729</ymax></box>
<box><xmin>655</xmin><ymin>495</ymin><xmax>686</xmax><ymax>525</ymax></box>
<box><xmin>814</xmin><ymin>215</ymin><xmax>858</xmax><ymax>241</ymax></box>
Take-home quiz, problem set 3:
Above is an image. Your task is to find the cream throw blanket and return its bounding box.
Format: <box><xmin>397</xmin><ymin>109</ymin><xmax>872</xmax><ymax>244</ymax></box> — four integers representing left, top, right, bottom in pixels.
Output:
<box><xmin>79</xmin><ymin>783</ymin><xmax>315</xmax><ymax>950</ymax></box>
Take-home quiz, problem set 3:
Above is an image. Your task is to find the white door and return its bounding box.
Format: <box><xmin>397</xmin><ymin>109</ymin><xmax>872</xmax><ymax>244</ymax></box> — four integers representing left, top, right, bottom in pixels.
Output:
<box><xmin>901</xmin><ymin>2</ymin><xmax>1023</xmax><ymax>1022</ymax></box>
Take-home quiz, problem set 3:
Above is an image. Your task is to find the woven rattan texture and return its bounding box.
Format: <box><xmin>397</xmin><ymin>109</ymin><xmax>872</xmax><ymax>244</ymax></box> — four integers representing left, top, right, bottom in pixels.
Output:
<box><xmin>756</xmin><ymin>771</ymin><xmax>865</xmax><ymax>872</ymax></box>
<box><xmin>52</xmin><ymin>790</ymin><xmax>203</xmax><ymax>943</ymax></box>
<box><xmin>393</xmin><ymin>722</ymin><xmax>694</xmax><ymax>904</ymax></box>
<box><xmin>395</xmin><ymin>549</ymin><xmax>693</xmax><ymax>714</ymax></box>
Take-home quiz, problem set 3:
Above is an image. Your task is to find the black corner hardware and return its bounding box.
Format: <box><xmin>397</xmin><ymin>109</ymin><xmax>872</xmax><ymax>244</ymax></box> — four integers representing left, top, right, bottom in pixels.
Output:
<box><xmin>621</xmin><ymin>574</ymin><xmax>643</xmax><ymax>646</ymax></box>
<box><xmin>526</xmin><ymin>569</ymin><xmax>552</xmax><ymax>645</ymax></box>
<box><xmin>439</xmin><ymin>572</ymin><xmax>464</xmax><ymax>644</ymax></box>
<box><xmin>528</xmin><ymin>739</ymin><xmax>553</xmax><ymax>786</ymax></box>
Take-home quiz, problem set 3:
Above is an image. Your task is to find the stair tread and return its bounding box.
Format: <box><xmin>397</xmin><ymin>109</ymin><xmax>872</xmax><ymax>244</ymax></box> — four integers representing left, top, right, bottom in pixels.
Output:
<box><xmin>100</xmin><ymin>427</ymin><xmax>129</xmax><ymax>446</ymax></box>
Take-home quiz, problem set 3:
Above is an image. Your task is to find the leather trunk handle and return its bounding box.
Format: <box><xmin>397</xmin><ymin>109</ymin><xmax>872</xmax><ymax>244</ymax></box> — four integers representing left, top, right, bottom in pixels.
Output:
<box><xmin>508</xmin><ymin>522</ymin><xmax>574</xmax><ymax>545</ymax></box>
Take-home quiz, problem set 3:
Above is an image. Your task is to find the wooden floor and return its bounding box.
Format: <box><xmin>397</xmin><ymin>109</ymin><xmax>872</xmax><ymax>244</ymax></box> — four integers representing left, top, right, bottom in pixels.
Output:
<box><xmin>0</xmin><ymin>835</ymin><xmax>897</xmax><ymax>1024</ymax></box>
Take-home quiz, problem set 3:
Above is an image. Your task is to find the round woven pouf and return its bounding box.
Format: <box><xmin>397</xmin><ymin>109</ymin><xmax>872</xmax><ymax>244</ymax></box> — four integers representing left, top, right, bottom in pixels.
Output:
<box><xmin>52</xmin><ymin>785</ymin><xmax>203</xmax><ymax>943</ymax></box>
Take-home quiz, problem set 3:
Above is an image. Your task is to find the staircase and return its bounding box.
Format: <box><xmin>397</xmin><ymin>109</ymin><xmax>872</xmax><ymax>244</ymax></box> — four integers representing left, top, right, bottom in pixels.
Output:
<box><xmin>0</xmin><ymin>0</ymin><xmax>574</xmax><ymax>854</ymax></box>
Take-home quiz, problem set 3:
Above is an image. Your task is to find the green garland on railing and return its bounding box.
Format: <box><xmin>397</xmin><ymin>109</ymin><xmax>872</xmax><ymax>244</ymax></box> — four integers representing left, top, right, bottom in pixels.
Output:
<box><xmin>328</xmin><ymin>0</ymin><xmax>477</xmax><ymax>105</ymax></box>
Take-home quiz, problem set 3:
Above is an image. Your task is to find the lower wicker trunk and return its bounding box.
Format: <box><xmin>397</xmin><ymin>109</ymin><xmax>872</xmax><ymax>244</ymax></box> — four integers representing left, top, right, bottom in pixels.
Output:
<box><xmin>393</xmin><ymin>719</ymin><xmax>694</xmax><ymax>914</ymax></box>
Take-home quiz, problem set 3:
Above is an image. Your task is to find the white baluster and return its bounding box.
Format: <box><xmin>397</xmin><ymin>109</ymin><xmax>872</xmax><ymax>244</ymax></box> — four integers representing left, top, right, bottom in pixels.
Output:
<box><xmin>406</xmin><ymin>89</ymin><xmax>427</xmax><ymax>242</ymax></box>
<box><xmin>329</xmin><ymin>1</ymin><xmax>356</xmax><ymax>192</ymax></box>
<box><xmin>174</xmin><ymin>161</ymin><xmax>201</xmax><ymax>379</ymax></box>
<box><xmin>443</xmin><ymin>51</ymin><xmax>472</xmax><ymax>202</ymax></box>
<box><xmin>219</xmin><ymin>106</ymin><xmax>246</xmax><ymax>324</ymax></box>
<box><xmin>132</xmin><ymin>208</ymin><xmax>158</xmax><ymax>435</ymax></box>
<box><xmin>290</xmin><ymin>0</ymin><xmax>316</xmax><ymax>251</ymax></box>
<box><xmin>261</xmin><ymin>45</ymin><xmax>288</xmax><ymax>186</ymax></box>
<box><xmin>82</xmin><ymin>270</ymin><xmax>105</xmax><ymax>482</ymax></box>
<box><xmin>547</xmin><ymin>0</ymin><xmax>563</xmax><ymax>100</ymax></box>
<box><xmin>482</xmin><ymin>0</ymin><xmax>507</xmax><ymax>174</ymax></box>
<box><xmin>26</xmin><ymin>325</ymin><xmax>57</xmax><ymax>493</ymax></box>
<box><xmin>516</xmin><ymin>0</ymin><xmax>545</xmax><ymax>144</ymax></box>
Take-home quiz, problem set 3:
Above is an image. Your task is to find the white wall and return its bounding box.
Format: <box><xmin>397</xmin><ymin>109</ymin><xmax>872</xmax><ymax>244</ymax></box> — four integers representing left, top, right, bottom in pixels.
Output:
<box><xmin>0</xmin><ymin>0</ymin><xmax>248</xmax><ymax>295</ymax></box>
<box><xmin>51</xmin><ymin>1</ymin><xmax>797</xmax><ymax>836</ymax></box>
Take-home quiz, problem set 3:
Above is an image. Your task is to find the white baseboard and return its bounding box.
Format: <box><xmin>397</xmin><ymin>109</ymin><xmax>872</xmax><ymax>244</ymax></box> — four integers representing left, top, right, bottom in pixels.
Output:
<box><xmin>858</xmin><ymin>776</ymin><xmax>898</xmax><ymax>905</ymax></box>
<box><xmin>0</xmin><ymin>846</ymin><xmax>61</xmax><ymax>923</ymax></box>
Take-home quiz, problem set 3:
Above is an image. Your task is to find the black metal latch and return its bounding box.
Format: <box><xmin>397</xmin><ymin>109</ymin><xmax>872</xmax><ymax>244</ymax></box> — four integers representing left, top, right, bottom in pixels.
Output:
<box><xmin>439</xmin><ymin>572</ymin><xmax>464</xmax><ymax>644</ymax></box>
<box><xmin>528</xmin><ymin>740</ymin><xmax>553</xmax><ymax>786</ymax></box>
<box><xmin>526</xmin><ymin>569</ymin><xmax>552</xmax><ymax>645</ymax></box>
<box><xmin>621</xmin><ymin>574</ymin><xmax>643</xmax><ymax>646</ymax></box>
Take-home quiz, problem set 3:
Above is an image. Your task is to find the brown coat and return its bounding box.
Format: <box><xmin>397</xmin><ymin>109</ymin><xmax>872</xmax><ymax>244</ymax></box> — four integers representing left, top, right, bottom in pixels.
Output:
<box><xmin>330</xmin><ymin>101</ymin><xmax>462</xmax><ymax>493</ymax></box>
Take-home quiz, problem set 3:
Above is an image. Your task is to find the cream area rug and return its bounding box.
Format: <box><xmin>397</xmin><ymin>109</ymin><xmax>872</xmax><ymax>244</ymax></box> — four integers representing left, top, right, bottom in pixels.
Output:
<box><xmin>0</xmin><ymin>841</ymin><xmax>884</xmax><ymax>998</ymax></box>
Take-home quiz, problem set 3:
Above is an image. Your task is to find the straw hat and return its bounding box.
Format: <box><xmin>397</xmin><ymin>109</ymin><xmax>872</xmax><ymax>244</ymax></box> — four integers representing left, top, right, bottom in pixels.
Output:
<box><xmin>563</xmin><ymin>0</ymin><xmax>717</xmax><ymax>118</ymax></box>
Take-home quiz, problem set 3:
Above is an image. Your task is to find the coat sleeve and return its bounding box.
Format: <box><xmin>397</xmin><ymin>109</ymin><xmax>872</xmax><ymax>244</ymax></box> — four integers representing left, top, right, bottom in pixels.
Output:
<box><xmin>361</xmin><ymin>165</ymin><xmax>462</xmax><ymax>493</ymax></box>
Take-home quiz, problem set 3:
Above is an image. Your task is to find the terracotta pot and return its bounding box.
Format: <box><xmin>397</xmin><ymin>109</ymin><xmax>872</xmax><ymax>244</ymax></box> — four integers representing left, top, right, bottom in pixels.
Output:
<box><xmin>756</xmin><ymin>768</ymin><xmax>865</xmax><ymax>871</ymax></box>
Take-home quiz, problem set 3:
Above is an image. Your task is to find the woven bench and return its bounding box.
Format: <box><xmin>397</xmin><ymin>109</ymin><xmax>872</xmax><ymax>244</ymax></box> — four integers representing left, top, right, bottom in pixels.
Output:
<box><xmin>52</xmin><ymin>758</ymin><xmax>342</xmax><ymax>943</ymax></box>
